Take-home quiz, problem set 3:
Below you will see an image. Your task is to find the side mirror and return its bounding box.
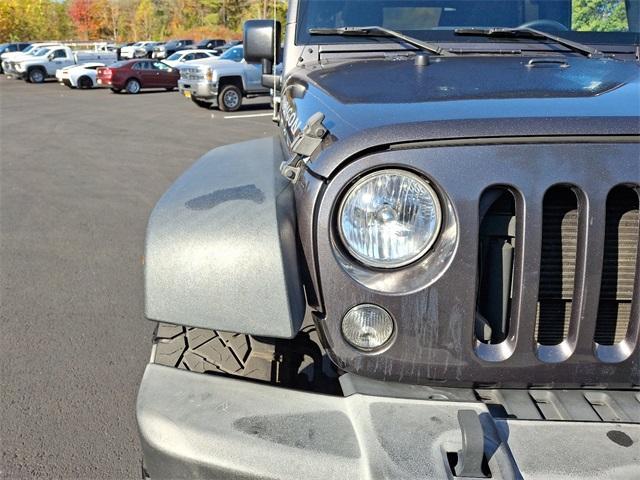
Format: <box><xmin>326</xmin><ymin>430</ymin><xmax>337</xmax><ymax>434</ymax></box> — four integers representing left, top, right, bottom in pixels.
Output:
<box><xmin>47</xmin><ymin>54</ymin><xmax>54</xmax><ymax>61</ymax></box>
<box><xmin>244</xmin><ymin>19</ymin><xmax>282</xmax><ymax>89</ymax></box>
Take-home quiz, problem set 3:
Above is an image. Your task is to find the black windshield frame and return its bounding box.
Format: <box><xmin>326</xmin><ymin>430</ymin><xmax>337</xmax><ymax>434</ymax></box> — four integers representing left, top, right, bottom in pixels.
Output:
<box><xmin>295</xmin><ymin>0</ymin><xmax>640</xmax><ymax>47</ymax></box>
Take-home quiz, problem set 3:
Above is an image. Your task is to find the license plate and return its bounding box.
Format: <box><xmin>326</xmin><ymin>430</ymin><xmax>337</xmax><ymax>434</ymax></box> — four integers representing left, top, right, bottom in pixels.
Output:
<box><xmin>183</xmin><ymin>91</ymin><xmax>191</xmax><ymax>98</ymax></box>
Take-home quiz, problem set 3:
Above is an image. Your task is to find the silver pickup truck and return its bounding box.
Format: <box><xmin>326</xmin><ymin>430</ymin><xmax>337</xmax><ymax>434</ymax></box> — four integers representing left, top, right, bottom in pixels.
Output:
<box><xmin>177</xmin><ymin>45</ymin><xmax>268</xmax><ymax>111</ymax></box>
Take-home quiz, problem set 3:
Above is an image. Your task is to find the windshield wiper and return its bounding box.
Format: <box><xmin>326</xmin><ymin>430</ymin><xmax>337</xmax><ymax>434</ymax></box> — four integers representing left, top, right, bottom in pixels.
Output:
<box><xmin>309</xmin><ymin>26</ymin><xmax>456</xmax><ymax>56</ymax></box>
<box><xmin>454</xmin><ymin>27</ymin><xmax>604</xmax><ymax>58</ymax></box>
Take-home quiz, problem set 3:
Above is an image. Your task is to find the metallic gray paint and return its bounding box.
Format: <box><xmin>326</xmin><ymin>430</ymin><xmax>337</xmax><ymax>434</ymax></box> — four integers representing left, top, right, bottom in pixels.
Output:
<box><xmin>313</xmin><ymin>142</ymin><xmax>639</xmax><ymax>387</ymax></box>
<box><xmin>144</xmin><ymin>137</ymin><xmax>304</xmax><ymax>338</ymax></box>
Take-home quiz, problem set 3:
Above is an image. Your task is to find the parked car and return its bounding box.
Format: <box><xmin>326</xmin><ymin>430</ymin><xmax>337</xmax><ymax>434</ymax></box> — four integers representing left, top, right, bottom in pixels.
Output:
<box><xmin>0</xmin><ymin>42</ymin><xmax>30</xmax><ymax>73</ymax></box>
<box><xmin>152</xmin><ymin>39</ymin><xmax>194</xmax><ymax>59</ymax></box>
<box><xmin>1</xmin><ymin>43</ymin><xmax>59</xmax><ymax>76</ymax></box>
<box><xmin>162</xmin><ymin>49</ymin><xmax>216</xmax><ymax>68</ymax></box>
<box><xmin>194</xmin><ymin>38</ymin><xmax>226</xmax><ymax>50</ymax></box>
<box><xmin>96</xmin><ymin>59</ymin><xmax>180</xmax><ymax>94</ymax></box>
<box><xmin>178</xmin><ymin>45</ymin><xmax>269</xmax><ymax>111</ymax></box>
<box><xmin>14</xmin><ymin>45</ymin><xmax>116</xmax><ymax>83</ymax></box>
<box><xmin>211</xmin><ymin>40</ymin><xmax>242</xmax><ymax>56</ymax></box>
<box><xmin>138</xmin><ymin>1</ymin><xmax>640</xmax><ymax>478</ymax></box>
<box><xmin>120</xmin><ymin>41</ymin><xmax>159</xmax><ymax>59</ymax></box>
<box><xmin>56</xmin><ymin>62</ymin><xmax>107</xmax><ymax>89</ymax></box>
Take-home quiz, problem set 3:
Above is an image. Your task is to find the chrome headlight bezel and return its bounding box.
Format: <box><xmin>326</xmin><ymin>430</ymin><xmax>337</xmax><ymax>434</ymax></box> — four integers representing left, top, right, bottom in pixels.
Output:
<box><xmin>337</xmin><ymin>169</ymin><xmax>443</xmax><ymax>269</ymax></box>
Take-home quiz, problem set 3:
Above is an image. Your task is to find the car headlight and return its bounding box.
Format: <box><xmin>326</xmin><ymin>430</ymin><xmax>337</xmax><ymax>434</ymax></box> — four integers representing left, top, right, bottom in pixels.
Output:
<box><xmin>339</xmin><ymin>169</ymin><xmax>441</xmax><ymax>268</ymax></box>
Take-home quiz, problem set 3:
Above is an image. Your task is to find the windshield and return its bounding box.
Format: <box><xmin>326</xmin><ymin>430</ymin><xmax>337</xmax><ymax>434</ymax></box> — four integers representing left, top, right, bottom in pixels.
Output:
<box><xmin>220</xmin><ymin>46</ymin><xmax>244</xmax><ymax>60</ymax></box>
<box><xmin>298</xmin><ymin>0</ymin><xmax>640</xmax><ymax>45</ymax></box>
<box><xmin>166</xmin><ymin>52</ymin><xmax>182</xmax><ymax>60</ymax></box>
<box><xmin>22</xmin><ymin>45</ymin><xmax>37</xmax><ymax>54</ymax></box>
<box><xmin>34</xmin><ymin>48</ymin><xmax>51</xmax><ymax>57</ymax></box>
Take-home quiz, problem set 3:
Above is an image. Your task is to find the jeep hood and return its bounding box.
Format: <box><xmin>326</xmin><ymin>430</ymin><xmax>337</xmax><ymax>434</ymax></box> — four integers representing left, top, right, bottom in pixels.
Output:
<box><xmin>280</xmin><ymin>56</ymin><xmax>640</xmax><ymax>177</ymax></box>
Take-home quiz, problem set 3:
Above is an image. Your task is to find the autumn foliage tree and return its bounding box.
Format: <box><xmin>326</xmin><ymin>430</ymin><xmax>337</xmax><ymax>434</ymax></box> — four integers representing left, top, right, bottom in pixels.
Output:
<box><xmin>68</xmin><ymin>0</ymin><xmax>102</xmax><ymax>40</ymax></box>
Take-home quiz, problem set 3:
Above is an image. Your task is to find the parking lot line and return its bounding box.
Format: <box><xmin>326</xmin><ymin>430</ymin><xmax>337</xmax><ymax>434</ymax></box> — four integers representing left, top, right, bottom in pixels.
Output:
<box><xmin>224</xmin><ymin>112</ymin><xmax>273</xmax><ymax>119</ymax></box>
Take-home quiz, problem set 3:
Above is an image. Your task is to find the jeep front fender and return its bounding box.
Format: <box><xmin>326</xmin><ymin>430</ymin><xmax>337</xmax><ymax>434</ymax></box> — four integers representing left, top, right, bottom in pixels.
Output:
<box><xmin>145</xmin><ymin>136</ymin><xmax>305</xmax><ymax>338</ymax></box>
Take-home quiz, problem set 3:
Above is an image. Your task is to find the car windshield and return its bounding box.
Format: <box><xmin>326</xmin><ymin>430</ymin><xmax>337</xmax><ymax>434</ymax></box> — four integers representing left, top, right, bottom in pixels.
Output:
<box><xmin>220</xmin><ymin>46</ymin><xmax>243</xmax><ymax>60</ymax></box>
<box><xmin>34</xmin><ymin>48</ymin><xmax>51</xmax><ymax>57</ymax></box>
<box><xmin>166</xmin><ymin>52</ymin><xmax>182</xmax><ymax>60</ymax></box>
<box><xmin>297</xmin><ymin>0</ymin><xmax>640</xmax><ymax>46</ymax></box>
<box><xmin>133</xmin><ymin>42</ymin><xmax>143</xmax><ymax>47</ymax></box>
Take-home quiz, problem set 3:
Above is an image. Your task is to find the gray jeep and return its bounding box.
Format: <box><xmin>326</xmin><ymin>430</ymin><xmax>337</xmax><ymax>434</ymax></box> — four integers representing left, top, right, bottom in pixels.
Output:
<box><xmin>137</xmin><ymin>1</ymin><xmax>640</xmax><ymax>478</ymax></box>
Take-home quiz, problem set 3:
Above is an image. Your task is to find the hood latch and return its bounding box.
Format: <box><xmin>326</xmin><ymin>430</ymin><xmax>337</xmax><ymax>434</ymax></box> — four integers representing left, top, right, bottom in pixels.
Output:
<box><xmin>280</xmin><ymin>112</ymin><xmax>327</xmax><ymax>183</ymax></box>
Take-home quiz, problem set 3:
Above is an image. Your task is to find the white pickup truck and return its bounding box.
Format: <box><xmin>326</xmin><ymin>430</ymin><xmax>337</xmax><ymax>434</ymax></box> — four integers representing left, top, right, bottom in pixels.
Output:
<box><xmin>1</xmin><ymin>43</ymin><xmax>60</xmax><ymax>76</ymax></box>
<box><xmin>15</xmin><ymin>45</ymin><xmax>116</xmax><ymax>83</ymax></box>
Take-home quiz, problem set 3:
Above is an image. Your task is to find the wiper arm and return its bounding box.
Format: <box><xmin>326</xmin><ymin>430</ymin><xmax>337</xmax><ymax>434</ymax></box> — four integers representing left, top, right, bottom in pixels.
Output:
<box><xmin>454</xmin><ymin>27</ymin><xmax>604</xmax><ymax>58</ymax></box>
<box><xmin>309</xmin><ymin>26</ymin><xmax>456</xmax><ymax>56</ymax></box>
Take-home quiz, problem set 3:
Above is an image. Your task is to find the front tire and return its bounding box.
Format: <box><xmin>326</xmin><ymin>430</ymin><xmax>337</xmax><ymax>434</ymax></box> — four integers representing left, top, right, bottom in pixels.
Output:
<box><xmin>28</xmin><ymin>68</ymin><xmax>45</xmax><ymax>84</ymax></box>
<box><xmin>218</xmin><ymin>84</ymin><xmax>242</xmax><ymax>112</ymax></box>
<box><xmin>78</xmin><ymin>76</ymin><xmax>93</xmax><ymax>89</ymax></box>
<box><xmin>110</xmin><ymin>87</ymin><xmax>122</xmax><ymax>94</ymax></box>
<box><xmin>125</xmin><ymin>78</ymin><xmax>141</xmax><ymax>94</ymax></box>
<box><xmin>152</xmin><ymin>322</ymin><xmax>339</xmax><ymax>392</ymax></box>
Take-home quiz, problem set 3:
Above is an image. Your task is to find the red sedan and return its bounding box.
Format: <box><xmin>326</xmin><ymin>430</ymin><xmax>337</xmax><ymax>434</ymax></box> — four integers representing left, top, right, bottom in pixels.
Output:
<box><xmin>96</xmin><ymin>59</ymin><xmax>180</xmax><ymax>94</ymax></box>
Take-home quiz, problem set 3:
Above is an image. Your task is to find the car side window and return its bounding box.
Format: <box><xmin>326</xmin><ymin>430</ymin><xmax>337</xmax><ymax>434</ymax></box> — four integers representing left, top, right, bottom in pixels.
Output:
<box><xmin>153</xmin><ymin>62</ymin><xmax>171</xmax><ymax>71</ymax></box>
<box><xmin>133</xmin><ymin>61</ymin><xmax>146</xmax><ymax>70</ymax></box>
<box><xmin>194</xmin><ymin>53</ymin><xmax>207</xmax><ymax>59</ymax></box>
<box><xmin>52</xmin><ymin>49</ymin><xmax>66</xmax><ymax>59</ymax></box>
<box><xmin>183</xmin><ymin>54</ymin><xmax>194</xmax><ymax>61</ymax></box>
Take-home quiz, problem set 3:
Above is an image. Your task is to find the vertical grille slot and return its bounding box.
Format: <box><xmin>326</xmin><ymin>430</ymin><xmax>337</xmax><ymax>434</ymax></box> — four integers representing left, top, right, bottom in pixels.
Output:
<box><xmin>595</xmin><ymin>186</ymin><xmax>639</xmax><ymax>345</ymax></box>
<box><xmin>535</xmin><ymin>186</ymin><xmax>579</xmax><ymax>346</ymax></box>
<box><xmin>476</xmin><ymin>188</ymin><xmax>516</xmax><ymax>344</ymax></box>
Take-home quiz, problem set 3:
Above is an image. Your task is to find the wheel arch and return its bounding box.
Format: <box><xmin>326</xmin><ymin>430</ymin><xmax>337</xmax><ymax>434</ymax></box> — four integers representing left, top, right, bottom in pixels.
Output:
<box><xmin>217</xmin><ymin>75</ymin><xmax>245</xmax><ymax>94</ymax></box>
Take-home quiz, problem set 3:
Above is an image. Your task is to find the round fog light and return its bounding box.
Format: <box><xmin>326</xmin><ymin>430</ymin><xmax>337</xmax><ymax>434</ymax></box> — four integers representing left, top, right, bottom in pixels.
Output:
<box><xmin>341</xmin><ymin>304</ymin><xmax>394</xmax><ymax>351</ymax></box>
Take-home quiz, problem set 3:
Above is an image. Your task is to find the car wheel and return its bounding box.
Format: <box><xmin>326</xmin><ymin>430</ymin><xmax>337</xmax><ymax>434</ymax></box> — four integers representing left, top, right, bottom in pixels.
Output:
<box><xmin>110</xmin><ymin>87</ymin><xmax>122</xmax><ymax>94</ymax></box>
<box><xmin>125</xmin><ymin>78</ymin><xmax>141</xmax><ymax>94</ymax></box>
<box><xmin>28</xmin><ymin>68</ymin><xmax>45</xmax><ymax>84</ymax></box>
<box><xmin>78</xmin><ymin>76</ymin><xmax>93</xmax><ymax>89</ymax></box>
<box><xmin>191</xmin><ymin>97</ymin><xmax>212</xmax><ymax>109</ymax></box>
<box><xmin>218</xmin><ymin>84</ymin><xmax>242</xmax><ymax>112</ymax></box>
<box><xmin>165</xmin><ymin>87</ymin><xmax>175</xmax><ymax>91</ymax></box>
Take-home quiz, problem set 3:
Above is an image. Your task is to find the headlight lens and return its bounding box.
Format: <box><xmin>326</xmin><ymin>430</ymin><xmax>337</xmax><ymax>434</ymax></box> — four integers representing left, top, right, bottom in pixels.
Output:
<box><xmin>339</xmin><ymin>169</ymin><xmax>441</xmax><ymax>268</ymax></box>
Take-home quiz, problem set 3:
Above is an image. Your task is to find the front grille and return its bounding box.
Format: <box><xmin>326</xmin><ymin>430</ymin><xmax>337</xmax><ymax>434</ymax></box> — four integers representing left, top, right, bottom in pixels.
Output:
<box><xmin>476</xmin><ymin>183</ymin><xmax>639</xmax><ymax>361</ymax></box>
<box><xmin>317</xmin><ymin>142</ymin><xmax>640</xmax><ymax>387</ymax></box>
<box><xmin>595</xmin><ymin>186</ymin><xmax>640</xmax><ymax>345</ymax></box>
<box><xmin>535</xmin><ymin>186</ymin><xmax>579</xmax><ymax>345</ymax></box>
<box><xmin>180</xmin><ymin>68</ymin><xmax>204</xmax><ymax>82</ymax></box>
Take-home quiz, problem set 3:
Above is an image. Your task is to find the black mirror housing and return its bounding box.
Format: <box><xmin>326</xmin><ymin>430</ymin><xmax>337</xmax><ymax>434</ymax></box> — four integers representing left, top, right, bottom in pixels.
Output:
<box><xmin>244</xmin><ymin>19</ymin><xmax>282</xmax><ymax>64</ymax></box>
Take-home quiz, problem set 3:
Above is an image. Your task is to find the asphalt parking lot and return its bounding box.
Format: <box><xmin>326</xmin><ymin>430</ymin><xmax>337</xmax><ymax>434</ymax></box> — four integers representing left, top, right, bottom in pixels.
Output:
<box><xmin>0</xmin><ymin>76</ymin><xmax>275</xmax><ymax>479</ymax></box>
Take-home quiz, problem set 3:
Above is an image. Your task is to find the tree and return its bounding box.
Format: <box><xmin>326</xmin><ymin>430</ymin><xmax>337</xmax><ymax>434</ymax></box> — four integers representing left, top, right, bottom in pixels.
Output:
<box><xmin>69</xmin><ymin>0</ymin><xmax>95</xmax><ymax>39</ymax></box>
<box><xmin>572</xmin><ymin>0</ymin><xmax>629</xmax><ymax>32</ymax></box>
<box><xmin>134</xmin><ymin>0</ymin><xmax>155</xmax><ymax>39</ymax></box>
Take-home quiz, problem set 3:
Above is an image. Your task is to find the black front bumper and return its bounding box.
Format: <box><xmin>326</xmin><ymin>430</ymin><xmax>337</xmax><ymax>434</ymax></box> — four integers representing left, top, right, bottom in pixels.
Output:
<box><xmin>137</xmin><ymin>364</ymin><xmax>640</xmax><ymax>479</ymax></box>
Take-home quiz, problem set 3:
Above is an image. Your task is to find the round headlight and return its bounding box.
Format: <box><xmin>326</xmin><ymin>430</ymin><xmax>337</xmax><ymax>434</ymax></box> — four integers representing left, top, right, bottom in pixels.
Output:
<box><xmin>339</xmin><ymin>170</ymin><xmax>441</xmax><ymax>268</ymax></box>
<box><xmin>342</xmin><ymin>304</ymin><xmax>394</xmax><ymax>351</ymax></box>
